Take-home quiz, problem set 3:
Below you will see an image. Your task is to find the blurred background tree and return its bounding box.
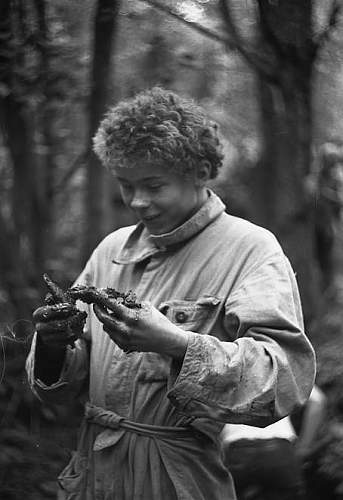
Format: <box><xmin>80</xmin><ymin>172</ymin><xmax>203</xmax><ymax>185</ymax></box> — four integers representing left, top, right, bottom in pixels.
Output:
<box><xmin>1</xmin><ymin>0</ymin><xmax>343</xmax><ymax>498</ymax></box>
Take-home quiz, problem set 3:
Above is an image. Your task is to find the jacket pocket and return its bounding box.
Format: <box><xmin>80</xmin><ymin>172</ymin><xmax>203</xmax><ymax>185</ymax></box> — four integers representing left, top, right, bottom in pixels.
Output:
<box><xmin>159</xmin><ymin>296</ymin><xmax>223</xmax><ymax>335</ymax></box>
<box><xmin>58</xmin><ymin>451</ymin><xmax>88</xmax><ymax>499</ymax></box>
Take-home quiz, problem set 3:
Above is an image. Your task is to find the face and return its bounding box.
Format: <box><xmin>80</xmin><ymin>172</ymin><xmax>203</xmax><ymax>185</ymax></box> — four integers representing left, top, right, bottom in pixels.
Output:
<box><xmin>114</xmin><ymin>163</ymin><xmax>207</xmax><ymax>235</ymax></box>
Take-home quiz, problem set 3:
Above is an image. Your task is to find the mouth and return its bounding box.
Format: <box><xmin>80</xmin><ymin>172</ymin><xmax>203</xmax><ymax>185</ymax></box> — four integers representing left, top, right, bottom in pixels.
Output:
<box><xmin>141</xmin><ymin>214</ymin><xmax>161</xmax><ymax>223</ymax></box>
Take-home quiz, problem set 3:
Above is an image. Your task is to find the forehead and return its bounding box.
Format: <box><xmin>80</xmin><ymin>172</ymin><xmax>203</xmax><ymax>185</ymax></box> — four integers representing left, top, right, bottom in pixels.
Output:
<box><xmin>114</xmin><ymin>163</ymin><xmax>184</xmax><ymax>182</ymax></box>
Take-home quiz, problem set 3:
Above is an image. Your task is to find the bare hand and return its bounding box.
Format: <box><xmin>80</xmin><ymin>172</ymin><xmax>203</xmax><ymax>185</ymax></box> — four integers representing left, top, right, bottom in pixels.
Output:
<box><xmin>93</xmin><ymin>300</ymin><xmax>188</xmax><ymax>360</ymax></box>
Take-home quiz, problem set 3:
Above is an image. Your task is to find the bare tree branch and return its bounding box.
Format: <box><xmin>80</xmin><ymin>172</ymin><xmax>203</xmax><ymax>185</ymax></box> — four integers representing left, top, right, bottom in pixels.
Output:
<box><xmin>313</xmin><ymin>0</ymin><xmax>342</xmax><ymax>54</ymax></box>
<box><xmin>256</xmin><ymin>0</ymin><xmax>288</xmax><ymax>60</ymax></box>
<box><xmin>139</xmin><ymin>0</ymin><xmax>279</xmax><ymax>83</ymax></box>
<box><xmin>55</xmin><ymin>150</ymin><xmax>89</xmax><ymax>193</ymax></box>
<box><xmin>138</xmin><ymin>0</ymin><xmax>233</xmax><ymax>47</ymax></box>
<box><xmin>256</xmin><ymin>1</ymin><xmax>315</xmax><ymax>72</ymax></box>
<box><xmin>219</xmin><ymin>0</ymin><xmax>279</xmax><ymax>84</ymax></box>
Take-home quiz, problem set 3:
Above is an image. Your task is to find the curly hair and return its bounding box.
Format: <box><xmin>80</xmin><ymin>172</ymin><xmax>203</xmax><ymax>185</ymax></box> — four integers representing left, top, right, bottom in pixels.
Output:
<box><xmin>93</xmin><ymin>87</ymin><xmax>224</xmax><ymax>179</ymax></box>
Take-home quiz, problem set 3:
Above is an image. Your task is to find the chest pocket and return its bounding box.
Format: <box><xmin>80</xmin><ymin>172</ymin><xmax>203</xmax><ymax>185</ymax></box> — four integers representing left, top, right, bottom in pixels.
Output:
<box><xmin>159</xmin><ymin>296</ymin><xmax>223</xmax><ymax>335</ymax></box>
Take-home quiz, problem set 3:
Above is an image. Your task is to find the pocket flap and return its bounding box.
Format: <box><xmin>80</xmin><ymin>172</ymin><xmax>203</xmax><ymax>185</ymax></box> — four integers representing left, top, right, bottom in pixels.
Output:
<box><xmin>159</xmin><ymin>296</ymin><xmax>223</xmax><ymax>333</ymax></box>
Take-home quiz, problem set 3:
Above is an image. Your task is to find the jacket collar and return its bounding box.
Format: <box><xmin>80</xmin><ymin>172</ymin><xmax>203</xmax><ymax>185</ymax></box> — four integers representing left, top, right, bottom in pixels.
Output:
<box><xmin>113</xmin><ymin>190</ymin><xmax>225</xmax><ymax>264</ymax></box>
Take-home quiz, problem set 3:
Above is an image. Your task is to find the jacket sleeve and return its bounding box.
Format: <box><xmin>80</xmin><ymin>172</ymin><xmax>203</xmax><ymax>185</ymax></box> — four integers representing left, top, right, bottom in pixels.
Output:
<box><xmin>26</xmin><ymin>259</ymin><xmax>95</xmax><ymax>405</ymax></box>
<box><xmin>167</xmin><ymin>253</ymin><xmax>316</xmax><ymax>427</ymax></box>
<box><xmin>26</xmin><ymin>333</ymin><xmax>90</xmax><ymax>405</ymax></box>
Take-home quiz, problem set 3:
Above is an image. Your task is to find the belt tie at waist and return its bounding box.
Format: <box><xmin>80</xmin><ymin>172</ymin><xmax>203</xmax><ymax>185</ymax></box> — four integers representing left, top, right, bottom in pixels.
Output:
<box><xmin>85</xmin><ymin>403</ymin><xmax>194</xmax><ymax>445</ymax></box>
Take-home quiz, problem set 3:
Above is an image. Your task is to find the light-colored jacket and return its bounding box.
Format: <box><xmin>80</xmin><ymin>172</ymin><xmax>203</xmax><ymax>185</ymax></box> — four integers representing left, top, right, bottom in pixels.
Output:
<box><xmin>27</xmin><ymin>191</ymin><xmax>316</xmax><ymax>500</ymax></box>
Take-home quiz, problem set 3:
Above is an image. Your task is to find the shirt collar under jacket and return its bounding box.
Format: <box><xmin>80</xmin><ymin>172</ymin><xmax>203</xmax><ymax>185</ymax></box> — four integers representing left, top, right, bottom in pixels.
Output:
<box><xmin>113</xmin><ymin>189</ymin><xmax>226</xmax><ymax>265</ymax></box>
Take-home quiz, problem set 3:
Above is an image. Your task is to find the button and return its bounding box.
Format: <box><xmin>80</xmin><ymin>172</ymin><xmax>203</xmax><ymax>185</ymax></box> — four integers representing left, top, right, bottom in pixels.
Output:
<box><xmin>175</xmin><ymin>311</ymin><xmax>188</xmax><ymax>323</ymax></box>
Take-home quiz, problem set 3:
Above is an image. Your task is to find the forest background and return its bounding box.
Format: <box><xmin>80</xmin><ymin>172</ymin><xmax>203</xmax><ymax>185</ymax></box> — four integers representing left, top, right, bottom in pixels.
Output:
<box><xmin>1</xmin><ymin>0</ymin><xmax>343</xmax><ymax>498</ymax></box>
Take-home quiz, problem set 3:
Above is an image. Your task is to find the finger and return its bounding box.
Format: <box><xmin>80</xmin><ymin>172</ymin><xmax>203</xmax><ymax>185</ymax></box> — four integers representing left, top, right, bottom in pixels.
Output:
<box><xmin>36</xmin><ymin>318</ymin><xmax>73</xmax><ymax>334</ymax></box>
<box><xmin>94</xmin><ymin>305</ymin><xmax>130</xmax><ymax>342</ymax></box>
<box><xmin>71</xmin><ymin>287</ymin><xmax>125</xmax><ymax>316</ymax></box>
<box><xmin>33</xmin><ymin>303</ymin><xmax>78</xmax><ymax>322</ymax></box>
<box><xmin>99</xmin><ymin>297</ymin><xmax>127</xmax><ymax>318</ymax></box>
<box><xmin>102</xmin><ymin>324</ymin><xmax>134</xmax><ymax>352</ymax></box>
<box><xmin>97</xmin><ymin>300</ymin><xmax>141</xmax><ymax>326</ymax></box>
<box><xmin>102</xmin><ymin>324</ymin><xmax>125</xmax><ymax>344</ymax></box>
<box><xmin>35</xmin><ymin>311</ymin><xmax>87</xmax><ymax>334</ymax></box>
<box><xmin>93</xmin><ymin>304</ymin><xmax>123</xmax><ymax>330</ymax></box>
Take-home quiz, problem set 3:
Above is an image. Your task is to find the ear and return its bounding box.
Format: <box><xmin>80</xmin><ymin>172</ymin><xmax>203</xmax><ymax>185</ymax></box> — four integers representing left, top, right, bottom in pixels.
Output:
<box><xmin>195</xmin><ymin>160</ymin><xmax>211</xmax><ymax>186</ymax></box>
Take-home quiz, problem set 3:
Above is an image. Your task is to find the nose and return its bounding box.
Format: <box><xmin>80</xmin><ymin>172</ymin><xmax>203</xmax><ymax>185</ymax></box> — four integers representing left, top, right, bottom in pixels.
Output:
<box><xmin>129</xmin><ymin>189</ymin><xmax>151</xmax><ymax>210</ymax></box>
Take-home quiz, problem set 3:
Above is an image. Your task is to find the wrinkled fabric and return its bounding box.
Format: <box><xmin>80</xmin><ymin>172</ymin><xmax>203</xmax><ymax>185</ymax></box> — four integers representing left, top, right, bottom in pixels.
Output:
<box><xmin>27</xmin><ymin>190</ymin><xmax>315</xmax><ymax>500</ymax></box>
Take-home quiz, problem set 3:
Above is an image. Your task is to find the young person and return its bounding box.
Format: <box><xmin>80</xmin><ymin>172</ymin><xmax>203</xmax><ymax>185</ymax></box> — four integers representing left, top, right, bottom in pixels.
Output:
<box><xmin>27</xmin><ymin>87</ymin><xmax>315</xmax><ymax>500</ymax></box>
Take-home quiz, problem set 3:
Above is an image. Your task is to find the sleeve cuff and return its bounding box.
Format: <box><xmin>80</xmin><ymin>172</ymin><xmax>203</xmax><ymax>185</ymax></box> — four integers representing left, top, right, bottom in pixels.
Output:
<box><xmin>26</xmin><ymin>332</ymin><xmax>74</xmax><ymax>390</ymax></box>
<box><xmin>167</xmin><ymin>332</ymin><xmax>209</xmax><ymax>412</ymax></box>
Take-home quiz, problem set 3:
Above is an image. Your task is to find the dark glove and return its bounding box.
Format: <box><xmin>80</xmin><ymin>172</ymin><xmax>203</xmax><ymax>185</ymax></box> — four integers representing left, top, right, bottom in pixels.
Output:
<box><xmin>33</xmin><ymin>302</ymin><xmax>87</xmax><ymax>348</ymax></box>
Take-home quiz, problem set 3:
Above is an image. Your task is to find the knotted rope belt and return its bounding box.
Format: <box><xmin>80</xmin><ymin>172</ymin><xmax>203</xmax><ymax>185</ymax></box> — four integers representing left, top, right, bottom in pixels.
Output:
<box><xmin>85</xmin><ymin>403</ymin><xmax>194</xmax><ymax>440</ymax></box>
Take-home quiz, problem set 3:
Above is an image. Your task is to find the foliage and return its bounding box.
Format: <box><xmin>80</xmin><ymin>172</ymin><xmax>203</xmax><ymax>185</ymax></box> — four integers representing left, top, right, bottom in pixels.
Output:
<box><xmin>0</xmin><ymin>333</ymin><xmax>82</xmax><ymax>499</ymax></box>
<box><xmin>0</xmin><ymin>427</ymin><xmax>67</xmax><ymax>500</ymax></box>
<box><xmin>309</xmin><ymin>249</ymin><xmax>343</xmax><ymax>495</ymax></box>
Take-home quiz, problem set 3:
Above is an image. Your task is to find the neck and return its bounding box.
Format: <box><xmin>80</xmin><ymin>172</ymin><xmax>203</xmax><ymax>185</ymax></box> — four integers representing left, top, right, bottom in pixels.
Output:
<box><xmin>193</xmin><ymin>187</ymin><xmax>209</xmax><ymax>215</ymax></box>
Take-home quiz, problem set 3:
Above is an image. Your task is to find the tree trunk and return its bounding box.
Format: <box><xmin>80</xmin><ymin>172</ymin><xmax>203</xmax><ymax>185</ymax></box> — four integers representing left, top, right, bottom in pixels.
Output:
<box><xmin>250</xmin><ymin>76</ymin><xmax>321</xmax><ymax>322</ymax></box>
<box><xmin>0</xmin><ymin>211</ymin><xmax>36</xmax><ymax>320</ymax></box>
<box><xmin>0</xmin><ymin>0</ymin><xmax>52</xmax><ymax>317</ymax></box>
<box><xmin>0</xmin><ymin>2</ymin><xmax>31</xmax><ymax>293</ymax></box>
<box><xmin>248</xmin><ymin>0</ymin><xmax>321</xmax><ymax>321</ymax></box>
<box><xmin>83</xmin><ymin>0</ymin><xmax>121</xmax><ymax>261</ymax></box>
<box><xmin>32</xmin><ymin>0</ymin><xmax>56</xmax><ymax>278</ymax></box>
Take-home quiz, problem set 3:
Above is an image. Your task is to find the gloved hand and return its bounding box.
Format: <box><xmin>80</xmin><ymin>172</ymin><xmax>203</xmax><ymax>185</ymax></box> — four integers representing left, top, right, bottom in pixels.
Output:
<box><xmin>33</xmin><ymin>302</ymin><xmax>87</xmax><ymax>348</ymax></box>
<box><xmin>33</xmin><ymin>273</ymin><xmax>87</xmax><ymax>348</ymax></box>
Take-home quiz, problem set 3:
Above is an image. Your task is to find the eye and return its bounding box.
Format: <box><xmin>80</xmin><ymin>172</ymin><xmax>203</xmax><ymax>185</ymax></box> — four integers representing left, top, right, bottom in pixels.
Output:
<box><xmin>119</xmin><ymin>181</ymin><xmax>132</xmax><ymax>192</ymax></box>
<box><xmin>147</xmin><ymin>183</ymin><xmax>164</xmax><ymax>191</ymax></box>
